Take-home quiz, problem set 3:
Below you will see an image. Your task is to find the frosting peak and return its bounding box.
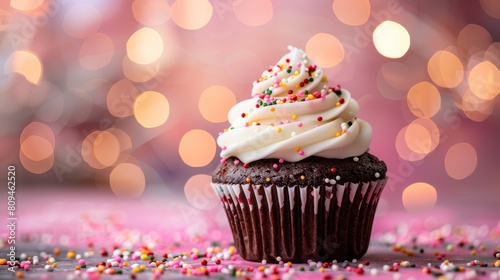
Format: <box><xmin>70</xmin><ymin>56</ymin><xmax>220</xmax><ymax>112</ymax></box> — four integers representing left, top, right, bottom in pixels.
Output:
<box><xmin>218</xmin><ymin>46</ymin><xmax>372</xmax><ymax>163</ymax></box>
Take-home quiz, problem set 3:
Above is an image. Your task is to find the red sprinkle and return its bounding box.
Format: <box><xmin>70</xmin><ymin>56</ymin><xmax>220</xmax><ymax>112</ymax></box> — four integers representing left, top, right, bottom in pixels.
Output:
<box><xmin>330</xmin><ymin>168</ymin><xmax>337</xmax><ymax>173</ymax></box>
<box><xmin>339</xmin><ymin>98</ymin><xmax>345</xmax><ymax>104</ymax></box>
<box><xmin>317</xmin><ymin>116</ymin><xmax>323</xmax><ymax>121</ymax></box>
<box><xmin>201</xmin><ymin>259</ymin><xmax>208</xmax><ymax>266</ymax></box>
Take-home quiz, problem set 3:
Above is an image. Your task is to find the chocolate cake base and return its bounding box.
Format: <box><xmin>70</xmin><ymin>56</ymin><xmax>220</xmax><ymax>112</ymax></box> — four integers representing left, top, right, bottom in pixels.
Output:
<box><xmin>212</xmin><ymin>153</ymin><xmax>387</xmax><ymax>263</ymax></box>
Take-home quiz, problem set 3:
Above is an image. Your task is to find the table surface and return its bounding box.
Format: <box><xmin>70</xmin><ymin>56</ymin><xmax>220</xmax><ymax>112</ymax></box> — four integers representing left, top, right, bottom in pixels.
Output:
<box><xmin>0</xmin><ymin>187</ymin><xmax>499</xmax><ymax>279</ymax></box>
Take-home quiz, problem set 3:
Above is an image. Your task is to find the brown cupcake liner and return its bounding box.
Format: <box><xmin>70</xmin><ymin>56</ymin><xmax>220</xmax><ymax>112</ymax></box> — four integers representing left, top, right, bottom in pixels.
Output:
<box><xmin>212</xmin><ymin>179</ymin><xmax>387</xmax><ymax>263</ymax></box>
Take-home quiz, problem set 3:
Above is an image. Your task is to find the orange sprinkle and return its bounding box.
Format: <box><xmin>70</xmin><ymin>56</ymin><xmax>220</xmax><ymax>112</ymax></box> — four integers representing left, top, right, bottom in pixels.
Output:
<box><xmin>295</xmin><ymin>147</ymin><xmax>301</xmax><ymax>152</ymax></box>
<box><xmin>245</xmin><ymin>177</ymin><xmax>251</xmax><ymax>183</ymax></box>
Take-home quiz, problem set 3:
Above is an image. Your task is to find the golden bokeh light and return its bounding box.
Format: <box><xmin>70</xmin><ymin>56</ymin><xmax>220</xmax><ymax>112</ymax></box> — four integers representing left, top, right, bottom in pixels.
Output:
<box><xmin>21</xmin><ymin>135</ymin><xmax>53</xmax><ymax>161</ymax></box>
<box><xmin>107</xmin><ymin>128</ymin><xmax>133</xmax><ymax>163</ymax></box>
<box><xmin>405</xmin><ymin>118</ymin><xmax>440</xmax><ymax>155</ymax></box>
<box><xmin>407</xmin><ymin>81</ymin><xmax>441</xmax><ymax>118</ymax></box>
<box><xmin>460</xmin><ymin>89</ymin><xmax>495</xmax><ymax>122</ymax></box>
<box><xmin>82</xmin><ymin>131</ymin><xmax>107</xmax><ymax>169</ymax></box>
<box><xmin>62</xmin><ymin>3</ymin><xmax>102</xmax><ymax>39</ymax></box>
<box><xmin>402</xmin><ymin>182</ymin><xmax>437</xmax><ymax>212</ymax></box>
<box><xmin>133</xmin><ymin>91</ymin><xmax>170</xmax><ymax>128</ymax></box>
<box><xmin>427</xmin><ymin>50</ymin><xmax>464</xmax><ymax>88</ymax></box>
<box><xmin>373</xmin><ymin>20</ymin><xmax>411</xmax><ymax>59</ymax></box>
<box><xmin>122</xmin><ymin>56</ymin><xmax>160</xmax><ymax>82</ymax></box>
<box><xmin>445</xmin><ymin>143</ymin><xmax>477</xmax><ymax>180</ymax></box>
<box><xmin>5</xmin><ymin>50</ymin><xmax>43</xmax><ymax>84</ymax></box>
<box><xmin>184</xmin><ymin>174</ymin><xmax>219</xmax><ymax>210</ymax></box>
<box><xmin>10</xmin><ymin>0</ymin><xmax>44</xmax><ymax>10</ymax></box>
<box><xmin>233</xmin><ymin>0</ymin><xmax>273</xmax><ymax>26</ymax></box>
<box><xmin>468</xmin><ymin>61</ymin><xmax>500</xmax><ymax>100</ymax></box>
<box><xmin>20</xmin><ymin>150</ymin><xmax>54</xmax><ymax>174</ymax></box>
<box><xmin>109</xmin><ymin>163</ymin><xmax>146</xmax><ymax>198</ymax></box>
<box><xmin>333</xmin><ymin>0</ymin><xmax>370</xmax><ymax>26</ymax></box>
<box><xmin>458</xmin><ymin>24</ymin><xmax>493</xmax><ymax>57</ymax></box>
<box><xmin>395</xmin><ymin>126</ymin><xmax>426</xmax><ymax>162</ymax></box>
<box><xmin>170</xmin><ymin>0</ymin><xmax>213</xmax><ymax>30</ymax></box>
<box><xmin>93</xmin><ymin>131</ymin><xmax>121</xmax><ymax>167</ymax></box>
<box><xmin>179</xmin><ymin>129</ymin><xmax>216</xmax><ymax>167</ymax></box>
<box><xmin>306</xmin><ymin>33</ymin><xmax>344</xmax><ymax>68</ymax></box>
<box><xmin>126</xmin><ymin>27</ymin><xmax>164</xmax><ymax>65</ymax></box>
<box><xmin>199</xmin><ymin>85</ymin><xmax>236</xmax><ymax>123</ymax></box>
<box><xmin>19</xmin><ymin>122</ymin><xmax>55</xmax><ymax>174</ymax></box>
<box><xmin>107</xmin><ymin>79</ymin><xmax>140</xmax><ymax>118</ymax></box>
<box><xmin>20</xmin><ymin>122</ymin><xmax>55</xmax><ymax>149</ymax></box>
<box><xmin>30</xmin><ymin>81</ymin><xmax>64</xmax><ymax>122</ymax></box>
<box><xmin>132</xmin><ymin>0</ymin><xmax>170</xmax><ymax>26</ymax></box>
<box><xmin>79</xmin><ymin>32</ymin><xmax>115</xmax><ymax>70</ymax></box>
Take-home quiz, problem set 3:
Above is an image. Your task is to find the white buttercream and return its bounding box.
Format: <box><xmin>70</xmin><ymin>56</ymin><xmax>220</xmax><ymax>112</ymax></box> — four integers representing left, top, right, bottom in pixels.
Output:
<box><xmin>218</xmin><ymin>46</ymin><xmax>372</xmax><ymax>163</ymax></box>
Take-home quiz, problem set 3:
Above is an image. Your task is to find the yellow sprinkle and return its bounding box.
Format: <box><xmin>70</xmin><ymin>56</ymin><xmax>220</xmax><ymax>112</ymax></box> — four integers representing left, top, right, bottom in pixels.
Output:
<box><xmin>98</xmin><ymin>265</ymin><xmax>106</xmax><ymax>272</ymax></box>
<box><xmin>123</xmin><ymin>261</ymin><xmax>128</xmax><ymax>267</ymax></box>
<box><xmin>335</xmin><ymin>132</ymin><xmax>341</xmax><ymax>137</ymax></box>
<box><xmin>132</xmin><ymin>267</ymin><xmax>141</xmax><ymax>273</ymax></box>
<box><xmin>307</xmin><ymin>94</ymin><xmax>315</xmax><ymax>100</ymax></box>
<box><xmin>319</xmin><ymin>267</ymin><xmax>325</xmax><ymax>273</ymax></box>
<box><xmin>258</xmin><ymin>266</ymin><xmax>265</xmax><ymax>271</ymax></box>
<box><xmin>342</xmin><ymin>130</ymin><xmax>346</xmax><ymax>134</ymax></box>
<box><xmin>276</xmin><ymin>127</ymin><xmax>282</xmax><ymax>133</ymax></box>
<box><xmin>67</xmin><ymin>250</ymin><xmax>75</xmax><ymax>259</ymax></box>
<box><xmin>236</xmin><ymin>270</ymin><xmax>242</xmax><ymax>277</ymax></box>
<box><xmin>321</xmin><ymin>76</ymin><xmax>327</xmax><ymax>82</ymax></box>
<box><xmin>140</xmin><ymin>264</ymin><xmax>146</xmax><ymax>271</ymax></box>
<box><xmin>266</xmin><ymin>177</ymin><xmax>271</xmax><ymax>182</ymax></box>
<box><xmin>294</xmin><ymin>71</ymin><xmax>299</xmax><ymax>76</ymax></box>
<box><xmin>336</xmin><ymin>102</ymin><xmax>341</xmax><ymax>106</ymax></box>
<box><xmin>246</xmin><ymin>177</ymin><xmax>251</xmax><ymax>183</ymax></box>
<box><xmin>223</xmin><ymin>128</ymin><xmax>228</xmax><ymax>133</ymax></box>
<box><xmin>470</xmin><ymin>249</ymin><xmax>477</xmax><ymax>255</ymax></box>
<box><xmin>292</xmin><ymin>114</ymin><xmax>297</xmax><ymax>120</ymax></box>
<box><xmin>295</xmin><ymin>84</ymin><xmax>300</xmax><ymax>89</ymax></box>
<box><xmin>295</xmin><ymin>147</ymin><xmax>301</xmax><ymax>152</ymax></box>
<box><xmin>300</xmin><ymin>175</ymin><xmax>305</xmax><ymax>180</ymax></box>
<box><xmin>270</xmin><ymin>107</ymin><xmax>275</xmax><ymax>112</ymax></box>
<box><xmin>52</xmin><ymin>263</ymin><xmax>57</xmax><ymax>268</ymax></box>
<box><xmin>140</xmin><ymin>253</ymin><xmax>148</xmax><ymax>260</ymax></box>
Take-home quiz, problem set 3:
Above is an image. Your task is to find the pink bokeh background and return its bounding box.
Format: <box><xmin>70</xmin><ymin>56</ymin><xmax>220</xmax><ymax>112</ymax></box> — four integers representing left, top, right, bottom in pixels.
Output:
<box><xmin>0</xmin><ymin>0</ymin><xmax>499</xmax><ymax>238</ymax></box>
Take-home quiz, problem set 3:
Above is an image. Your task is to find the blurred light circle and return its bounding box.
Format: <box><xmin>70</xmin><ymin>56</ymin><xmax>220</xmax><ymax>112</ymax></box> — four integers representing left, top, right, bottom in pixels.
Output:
<box><xmin>461</xmin><ymin>89</ymin><xmax>495</xmax><ymax>122</ymax></box>
<box><xmin>407</xmin><ymin>81</ymin><xmax>441</xmax><ymax>118</ymax></box>
<box><xmin>233</xmin><ymin>0</ymin><xmax>273</xmax><ymax>26</ymax></box>
<box><xmin>402</xmin><ymin>182</ymin><xmax>437</xmax><ymax>212</ymax></box>
<box><xmin>107</xmin><ymin>79</ymin><xmax>140</xmax><ymax>117</ymax></box>
<box><xmin>480</xmin><ymin>0</ymin><xmax>500</xmax><ymax>19</ymax></box>
<box><xmin>468</xmin><ymin>61</ymin><xmax>500</xmax><ymax>100</ymax></box>
<box><xmin>20</xmin><ymin>150</ymin><xmax>54</xmax><ymax>174</ymax></box>
<box><xmin>63</xmin><ymin>3</ymin><xmax>102</xmax><ymax>39</ymax></box>
<box><xmin>179</xmin><ymin>129</ymin><xmax>216</xmax><ymax>167</ymax></box>
<box><xmin>20</xmin><ymin>122</ymin><xmax>55</xmax><ymax>149</ymax></box>
<box><xmin>21</xmin><ymin>135</ymin><xmax>53</xmax><ymax>161</ymax></box>
<box><xmin>333</xmin><ymin>0</ymin><xmax>370</xmax><ymax>26</ymax></box>
<box><xmin>132</xmin><ymin>0</ymin><xmax>170</xmax><ymax>26</ymax></box>
<box><xmin>458</xmin><ymin>24</ymin><xmax>493</xmax><ymax>57</ymax></box>
<box><xmin>10</xmin><ymin>0</ymin><xmax>43</xmax><ymax>10</ymax></box>
<box><xmin>30</xmin><ymin>81</ymin><xmax>64</xmax><ymax>122</ymax></box>
<box><xmin>5</xmin><ymin>50</ymin><xmax>43</xmax><ymax>85</ymax></box>
<box><xmin>107</xmin><ymin>128</ymin><xmax>133</xmax><ymax>162</ymax></box>
<box><xmin>170</xmin><ymin>0</ymin><xmax>213</xmax><ymax>30</ymax></box>
<box><xmin>133</xmin><ymin>91</ymin><xmax>170</xmax><ymax>128</ymax></box>
<box><xmin>122</xmin><ymin>56</ymin><xmax>160</xmax><ymax>82</ymax></box>
<box><xmin>373</xmin><ymin>20</ymin><xmax>410</xmax><ymax>59</ymax></box>
<box><xmin>306</xmin><ymin>33</ymin><xmax>344</xmax><ymax>68</ymax></box>
<box><xmin>127</xmin><ymin>27</ymin><xmax>164</xmax><ymax>65</ymax></box>
<box><xmin>93</xmin><ymin>131</ymin><xmax>121</xmax><ymax>167</ymax></box>
<box><xmin>445</xmin><ymin>143</ymin><xmax>477</xmax><ymax>180</ymax></box>
<box><xmin>79</xmin><ymin>32</ymin><xmax>114</xmax><ymax>70</ymax></box>
<box><xmin>427</xmin><ymin>50</ymin><xmax>463</xmax><ymax>88</ymax></box>
<box><xmin>405</xmin><ymin>118</ymin><xmax>439</xmax><ymax>155</ymax></box>
<box><xmin>184</xmin><ymin>174</ymin><xmax>219</xmax><ymax>210</ymax></box>
<box><xmin>395</xmin><ymin>126</ymin><xmax>426</xmax><ymax>162</ymax></box>
<box><xmin>199</xmin><ymin>85</ymin><xmax>236</xmax><ymax>123</ymax></box>
<box><xmin>82</xmin><ymin>131</ymin><xmax>107</xmax><ymax>169</ymax></box>
<box><xmin>484</xmin><ymin>42</ymin><xmax>500</xmax><ymax>65</ymax></box>
<box><xmin>109</xmin><ymin>163</ymin><xmax>146</xmax><ymax>198</ymax></box>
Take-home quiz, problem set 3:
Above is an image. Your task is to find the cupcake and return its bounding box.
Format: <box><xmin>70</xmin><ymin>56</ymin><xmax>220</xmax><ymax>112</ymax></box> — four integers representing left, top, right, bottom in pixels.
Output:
<box><xmin>211</xmin><ymin>46</ymin><xmax>387</xmax><ymax>263</ymax></box>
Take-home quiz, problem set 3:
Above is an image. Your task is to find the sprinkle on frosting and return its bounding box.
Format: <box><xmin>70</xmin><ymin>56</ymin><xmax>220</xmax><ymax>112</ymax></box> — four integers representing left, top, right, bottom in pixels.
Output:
<box><xmin>217</xmin><ymin>46</ymin><xmax>372</xmax><ymax>164</ymax></box>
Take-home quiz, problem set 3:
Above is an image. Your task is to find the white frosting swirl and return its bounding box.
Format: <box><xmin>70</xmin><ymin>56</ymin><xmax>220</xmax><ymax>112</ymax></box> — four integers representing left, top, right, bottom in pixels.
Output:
<box><xmin>218</xmin><ymin>46</ymin><xmax>372</xmax><ymax>163</ymax></box>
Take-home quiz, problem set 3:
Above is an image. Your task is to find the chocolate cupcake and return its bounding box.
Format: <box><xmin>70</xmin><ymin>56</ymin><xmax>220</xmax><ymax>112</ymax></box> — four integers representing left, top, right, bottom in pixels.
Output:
<box><xmin>212</xmin><ymin>46</ymin><xmax>387</xmax><ymax>263</ymax></box>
